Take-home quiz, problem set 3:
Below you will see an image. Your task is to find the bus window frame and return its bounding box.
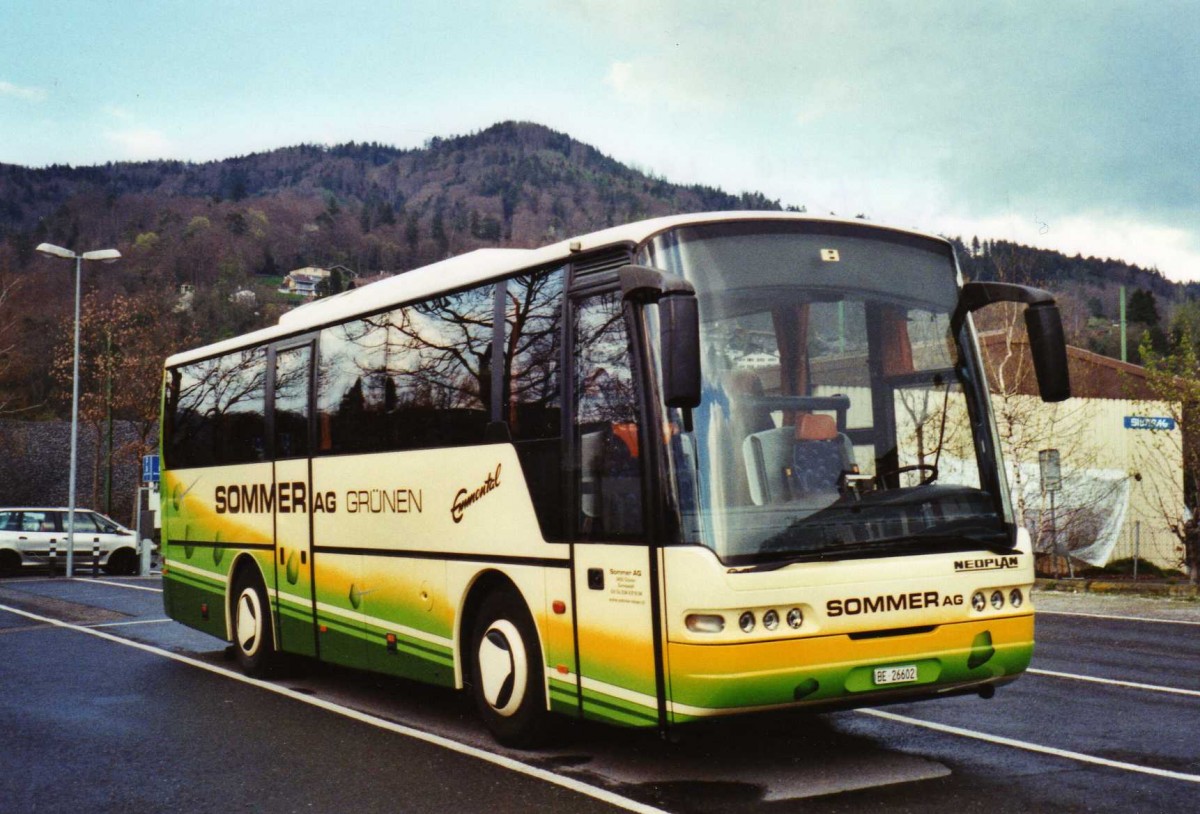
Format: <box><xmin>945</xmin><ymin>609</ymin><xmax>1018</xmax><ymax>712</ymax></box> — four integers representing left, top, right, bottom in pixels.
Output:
<box><xmin>267</xmin><ymin>333</ymin><xmax>319</xmax><ymax>463</ymax></box>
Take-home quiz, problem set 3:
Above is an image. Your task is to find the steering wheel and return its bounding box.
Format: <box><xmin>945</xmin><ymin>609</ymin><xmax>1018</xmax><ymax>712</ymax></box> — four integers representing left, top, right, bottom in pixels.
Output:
<box><xmin>875</xmin><ymin>463</ymin><xmax>938</xmax><ymax>488</ymax></box>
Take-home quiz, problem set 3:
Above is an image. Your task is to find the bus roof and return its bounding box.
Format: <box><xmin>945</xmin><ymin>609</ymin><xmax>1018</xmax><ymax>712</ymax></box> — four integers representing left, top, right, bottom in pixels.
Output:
<box><xmin>165</xmin><ymin>211</ymin><xmax>949</xmax><ymax>366</ymax></box>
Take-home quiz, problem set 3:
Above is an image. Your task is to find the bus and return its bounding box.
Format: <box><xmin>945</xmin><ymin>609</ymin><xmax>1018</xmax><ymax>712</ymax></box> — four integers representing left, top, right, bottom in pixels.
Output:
<box><xmin>160</xmin><ymin>212</ymin><xmax>1069</xmax><ymax>745</ymax></box>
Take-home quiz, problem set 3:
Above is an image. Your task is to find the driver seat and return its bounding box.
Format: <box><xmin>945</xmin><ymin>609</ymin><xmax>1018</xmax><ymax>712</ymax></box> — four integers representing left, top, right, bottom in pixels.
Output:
<box><xmin>789</xmin><ymin>414</ymin><xmax>855</xmax><ymax>497</ymax></box>
<box><xmin>743</xmin><ymin>413</ymin><xmax>855</xmax><ymax>505</ymax></box>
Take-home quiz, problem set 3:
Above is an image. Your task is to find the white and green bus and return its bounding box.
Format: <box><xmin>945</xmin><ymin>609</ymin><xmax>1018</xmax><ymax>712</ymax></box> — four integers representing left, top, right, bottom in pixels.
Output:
<box><xmin>160</xmin><ymin>212</ymin><xmax>1069</xmax><ymax>745</ymax></box>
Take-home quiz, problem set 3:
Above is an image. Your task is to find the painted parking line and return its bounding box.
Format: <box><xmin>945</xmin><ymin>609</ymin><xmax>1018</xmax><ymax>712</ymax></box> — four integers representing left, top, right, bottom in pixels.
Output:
<box><xmin>1038</xmin><ymin>610</ymin><xmax>1200</xmax><ymax>626</ymax></box>
<box><xmin>858</xmin><ymin>708</ymin><xmax>1200</xmax><ymax>784</ymax></box>
<box><xmin>75</xmin><ymin>577</ymin><xmax>163</xmax><ymax>594</ymax></box>
<box><xmin>88</xmin><ymin>618</ymin><xmax>173</xmax><ymax>629</ymax></box>
<box><xmin>0</xmin><ymin>602</ymin><xmax>667</xmax><ymax>814</ymax></box>
<box><xmin>1027</xmin><ymin>667</ymin><xmax>1200</xmax><ymax>698</ymax></box>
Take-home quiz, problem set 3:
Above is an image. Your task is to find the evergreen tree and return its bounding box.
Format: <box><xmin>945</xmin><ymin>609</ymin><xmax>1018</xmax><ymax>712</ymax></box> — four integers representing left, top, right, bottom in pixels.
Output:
<box><xmin>1128</xmin><ymin>289</ymin><xmax>1160</xmax><ymax>326</ymax></box>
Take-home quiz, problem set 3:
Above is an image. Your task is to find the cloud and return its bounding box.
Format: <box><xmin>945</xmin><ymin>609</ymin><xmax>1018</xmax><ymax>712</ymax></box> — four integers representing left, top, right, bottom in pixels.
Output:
<box><xmin>575</xmin><ymin>3</ymin><xmax>1200</xmax><ymax>276</ymax></box>
<box><xmin>0</xmin><ymin>80</ymin><xmax>46</xmax><ymax>101</ymax></box>
<box><xmin>104</xmin><ymin>127</ymin><xmax>174</xmax><ymax>160</ymax></box>
<box><xmin>930</xmin><ymin>210</ymin><xmax>1200</xmax><ymax>281</ymax></box>
<box><xmin>604</xmin><ymin>58</ymin><xmax>731</xmax><ymax>114</ymax></box>
<box><xmin>103</xmin><ymin>105</ymin><xmax>135</xmax><ymax>121</ymax></box>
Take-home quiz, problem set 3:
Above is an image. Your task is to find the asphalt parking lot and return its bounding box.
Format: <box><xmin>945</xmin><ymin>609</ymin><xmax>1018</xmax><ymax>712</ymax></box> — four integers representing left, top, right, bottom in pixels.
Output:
<box><xmin>1</xmin><ymin>575</ymin><xmax>1197</xmax><ymax>813</ymax></box>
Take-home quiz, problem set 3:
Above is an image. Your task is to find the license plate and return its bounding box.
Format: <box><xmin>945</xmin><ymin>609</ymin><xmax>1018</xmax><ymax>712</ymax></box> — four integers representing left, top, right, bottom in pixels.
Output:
<box><xmin>873</xmin><ymin>665</ymin><xmax>918</xmax><ymax>685</ymax></box>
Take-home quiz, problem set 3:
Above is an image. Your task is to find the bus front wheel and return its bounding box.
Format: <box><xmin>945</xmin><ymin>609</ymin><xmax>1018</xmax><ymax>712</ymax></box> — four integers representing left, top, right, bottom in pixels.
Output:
<box><xmin>468</xmin><ymin>591</ymin><xmax>550</xmax><ymax>747</ymax></box>
<box><xmin>231</xmin><ymin>570</ymin><xmax>278</xmax><ymax>678</ymax></box>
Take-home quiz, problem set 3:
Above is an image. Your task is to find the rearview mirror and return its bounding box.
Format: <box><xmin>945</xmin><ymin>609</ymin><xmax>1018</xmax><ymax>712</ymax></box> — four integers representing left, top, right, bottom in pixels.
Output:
<box><xmin>658</xmin><ymin>292</ymin><xmax>701</xmax><ymax>408</ymax></box>
<box><xmin>1025</xmin><ymin>303</ymin><xmax>1070</xmax><ymax>402</ymax></box>
<box><xmin>952</xmin><ymin>281</ymin><xmax>1071</xmax><ymax>403</ymax></box>
<box><xmin>619</xmin><ymin>265</ymin><xmax>702</xmax><ymax>409</ymax></box>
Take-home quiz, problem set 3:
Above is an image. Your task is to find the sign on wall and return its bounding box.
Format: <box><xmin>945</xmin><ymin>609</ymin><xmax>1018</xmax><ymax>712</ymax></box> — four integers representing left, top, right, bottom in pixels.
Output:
<box><xmin>1123</xmin><ymin>416</ymin><xmax>1176</xmax><ymax>431</ymax></box>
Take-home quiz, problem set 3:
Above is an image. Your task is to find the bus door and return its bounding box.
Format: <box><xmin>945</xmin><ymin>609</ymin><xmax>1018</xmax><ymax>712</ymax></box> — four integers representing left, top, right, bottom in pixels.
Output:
<box><xmin>570</xmin><ymin>289</ymin><xmax>664</xmax><ymax>728</ymax></box>
<box><xmin>270</xmin><ymin>340</ymin><xmax>318</xmax><ymax>658</ymax></box>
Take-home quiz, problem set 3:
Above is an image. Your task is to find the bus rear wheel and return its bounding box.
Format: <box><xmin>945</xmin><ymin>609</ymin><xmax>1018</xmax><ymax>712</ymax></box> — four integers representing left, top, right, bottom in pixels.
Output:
<box><xmin>231</xmin><ymin>570</ymin><xmax>278</xmax><ymax>678</ymax></box>
<box><xmin>468</xmin><ymin>591</ymin><xmax>550</xmax><ymax>748</ymax></box>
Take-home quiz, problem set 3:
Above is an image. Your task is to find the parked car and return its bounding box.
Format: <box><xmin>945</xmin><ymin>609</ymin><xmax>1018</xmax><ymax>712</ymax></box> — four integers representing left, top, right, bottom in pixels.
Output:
<box><xmin>0</xmin><ymin>508</ymin><xmax>140</xmax><ymax>576</ymax></box>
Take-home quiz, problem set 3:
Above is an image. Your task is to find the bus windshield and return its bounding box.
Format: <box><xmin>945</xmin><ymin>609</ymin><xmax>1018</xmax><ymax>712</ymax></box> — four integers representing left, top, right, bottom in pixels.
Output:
<box><xmin>640</xmin><ymin>221</ymin><xmax>1013</xmax><ymax>566</ymax></box>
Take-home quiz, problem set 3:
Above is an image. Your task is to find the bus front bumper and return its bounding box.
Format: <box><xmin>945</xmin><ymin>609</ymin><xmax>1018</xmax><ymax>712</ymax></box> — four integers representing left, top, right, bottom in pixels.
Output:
<box><xmin>666</xmin><ymin>614</ymin><xmax>1032</xmax><ymax>723</ymax></box>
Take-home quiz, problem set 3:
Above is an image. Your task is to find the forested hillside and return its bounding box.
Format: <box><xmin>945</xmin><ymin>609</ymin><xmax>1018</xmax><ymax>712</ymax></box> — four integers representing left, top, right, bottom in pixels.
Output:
<box><xmin>0</xmin><ymin>120</ymin><xmax>1188</xmax><ymax>426</ymax></box>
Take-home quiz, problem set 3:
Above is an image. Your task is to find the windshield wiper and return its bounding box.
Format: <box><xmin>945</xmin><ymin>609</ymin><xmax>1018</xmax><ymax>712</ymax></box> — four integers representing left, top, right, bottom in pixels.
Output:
<box><xmin>730</xmin><ymin>532</ymin><xmax>1014</xmax><ymax>573</ymax></box>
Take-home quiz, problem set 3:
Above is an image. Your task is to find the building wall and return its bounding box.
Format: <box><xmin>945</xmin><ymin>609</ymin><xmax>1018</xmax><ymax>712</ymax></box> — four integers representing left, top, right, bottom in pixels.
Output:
<box><xmin>997</xmin><ymin>395</ymin><xmax>1184</xmax><ymax>572</ymax></box>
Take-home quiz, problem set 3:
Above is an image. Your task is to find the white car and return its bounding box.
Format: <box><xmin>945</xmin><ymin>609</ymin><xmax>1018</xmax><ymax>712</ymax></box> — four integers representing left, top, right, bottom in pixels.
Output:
<box><xmin>735</xmin><ymin>352</ymin><xmax>781</xmax><ymax>370</ymax></box>
<box><xmin>0</xmin><ymin>508</ymin><xmax>140</xmax><ymax>576</ymax></box>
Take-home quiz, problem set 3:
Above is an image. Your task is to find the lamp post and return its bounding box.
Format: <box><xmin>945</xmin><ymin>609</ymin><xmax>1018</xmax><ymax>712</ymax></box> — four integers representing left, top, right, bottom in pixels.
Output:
<box><xmin>36</xmin><ymin>242</ymin><xmax>121</xmax><ymax>577</ymax></box>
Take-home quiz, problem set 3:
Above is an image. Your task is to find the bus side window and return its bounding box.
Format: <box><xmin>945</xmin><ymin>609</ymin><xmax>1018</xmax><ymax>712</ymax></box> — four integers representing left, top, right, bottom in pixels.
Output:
<box><xmin>503</xmin><ymin>268</ymin><xmax>566</xmax><ymax>540</ymax></box>
<box><xmin>573</xmin><ymin>292</ymin><xmax>643</xmax><ymax>538</ymax></box>
<box><xmin>274</xmin><ymin>344</ymin><xmax>312</xmax><ymax>459</ymax></box>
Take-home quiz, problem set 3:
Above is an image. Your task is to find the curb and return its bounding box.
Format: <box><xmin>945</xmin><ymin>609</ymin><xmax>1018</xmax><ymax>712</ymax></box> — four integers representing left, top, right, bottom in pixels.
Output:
<box><xmin>1034</xmin><ymin>578</ymin><xmax>1199</xmax><ymax>599</ymax></box>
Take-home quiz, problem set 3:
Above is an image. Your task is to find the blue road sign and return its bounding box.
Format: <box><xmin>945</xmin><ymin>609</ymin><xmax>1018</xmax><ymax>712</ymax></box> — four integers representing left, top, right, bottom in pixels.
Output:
<box><xmin>142</xmin><ymin>454</ymin><xmax>160</xmax><ymax>483</ymax></box>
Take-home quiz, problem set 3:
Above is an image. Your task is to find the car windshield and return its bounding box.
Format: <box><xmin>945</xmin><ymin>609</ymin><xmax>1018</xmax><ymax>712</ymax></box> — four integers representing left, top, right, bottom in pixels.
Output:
<box><xmin>639</xmin><ymin>220</ymin><xmax>1012</xmax><ymax>566</ymax></box>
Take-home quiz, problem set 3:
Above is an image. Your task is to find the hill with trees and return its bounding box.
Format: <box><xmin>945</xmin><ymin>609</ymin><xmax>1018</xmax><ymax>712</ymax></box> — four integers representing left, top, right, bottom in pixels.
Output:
<box><xmin>0</xmin><ymin>119</ymin><xmax>1191</xmax><ymax>428</ymax></box>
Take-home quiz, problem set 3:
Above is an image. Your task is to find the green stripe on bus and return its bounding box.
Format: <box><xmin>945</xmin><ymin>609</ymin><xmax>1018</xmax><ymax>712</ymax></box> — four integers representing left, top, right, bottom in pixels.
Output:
<box><xmin>582</xmin><ymin>701</ymin><xmax>658</xmax><ymax>727</ymax></box>
<box><xmin>165</xmin><ymin>569</ymin><xmax>223</xmax><ymax>594</ymax></box>
<box><xmin>580</xmin><ymin>690</ymin><xmax>658</xmax><ymax>726</ymax></box>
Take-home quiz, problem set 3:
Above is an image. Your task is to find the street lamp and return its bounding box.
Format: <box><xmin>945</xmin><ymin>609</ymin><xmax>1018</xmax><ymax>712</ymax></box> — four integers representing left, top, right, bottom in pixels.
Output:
<box><xmin>36</xmin><ymin>242</ymin><xmax>121</xmax><ymax>578</ymax></box>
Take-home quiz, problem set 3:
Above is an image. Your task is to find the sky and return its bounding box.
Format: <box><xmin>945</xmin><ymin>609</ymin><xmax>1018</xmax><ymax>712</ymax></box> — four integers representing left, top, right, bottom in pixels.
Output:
<box><xmin>3</xmin><ymin>0</ymin><xmax>1199</xmax><ymax>280</ymax></box>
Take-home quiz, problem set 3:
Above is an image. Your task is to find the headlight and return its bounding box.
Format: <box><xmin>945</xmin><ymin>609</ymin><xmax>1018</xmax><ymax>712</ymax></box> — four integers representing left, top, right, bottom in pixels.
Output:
<box><xmin>990</xmin><ymin>590</ymin><xmax>1004</xmax><ymax>610</ymax></box>
<box><xmin>787</xmin><ymin>607</ymin><xmax>804</xmax><ymax>629</ymax></box>
<box><xmin>1009</xmin><ymin>588</ymin><xmax>1023</xmax><ymax>609</ymax></box>
<box><xmin>763</xmin><ymin>609</ymin><xmax>779</xmax><ymax>630</ymax></box>
<box><xmin>685</xmin><ymin>613</ymin><xmax>725</xmax><ymax>633</ymax></box>
<box><xmin>739</xmin><ymin>611</ymin><xmax>756</xmax><ymax>633</ymax></box>
<box><xmin>972</xmin><ymin>592</ymin><xmax>986</xmax><ymax>612</ymax></box>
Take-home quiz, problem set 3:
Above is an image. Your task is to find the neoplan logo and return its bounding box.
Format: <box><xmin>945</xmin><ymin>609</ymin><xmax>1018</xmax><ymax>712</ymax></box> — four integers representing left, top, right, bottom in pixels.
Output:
<box><xmin>954</xmin><ymin>555</ymin><xmax>1020</xmax><ymax>572</ymax></box>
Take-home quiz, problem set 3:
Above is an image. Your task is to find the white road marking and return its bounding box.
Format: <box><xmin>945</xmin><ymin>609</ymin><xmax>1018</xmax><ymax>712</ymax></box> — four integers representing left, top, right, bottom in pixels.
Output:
<box><xmin>0</xmin><ymin>602</ymin><xmax>668</xmax><ymax>814</ymax></box>
<box><xmin>88</xmin><ymin>618</ymin><xmax>173</xmax><ymax>629</ymax></box>
<box><xmin>859</xmin><ymin>708</ymin><xmax>1200</xmax><ymax>784</ymax></box>
<box><xmin>75</xmin><ymin>577</ymin><xmax>163</xmax><ymax>593</ymax></box>
<box><xmin>1027</xmin><ymin>667</ymin><xmax>1200</xmax><ymax>698</ymax></box>
<box><xmin>1038</xmin><ymin>609</ymin><xmax>1200</xmax><ymax>626</ymax></box>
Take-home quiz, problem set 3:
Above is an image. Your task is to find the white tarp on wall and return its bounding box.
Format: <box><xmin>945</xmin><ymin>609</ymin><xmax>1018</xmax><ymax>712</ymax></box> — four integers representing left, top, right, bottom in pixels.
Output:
<box><xmin>1008</xmin><ymin>461</ymin><xmax>1131</xmax><ymax>566</ymax></box>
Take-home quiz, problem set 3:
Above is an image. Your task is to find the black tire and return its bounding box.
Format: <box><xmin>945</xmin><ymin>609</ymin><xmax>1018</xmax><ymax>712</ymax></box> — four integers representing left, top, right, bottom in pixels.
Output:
<box><xmin>230</xmin><ymin>569</ymin><xmax>278</xmax><ymax>678</ymax></box>
<box><xmin>467</xmin><ymin>591</ymin><xmax>551</xmax><ymax>748</ymax></box>
<box><xmin>0</xmin><ymin>549</ymin><xmax>19</xmax><ymax>578</ymax></box>
<box><xmin>104</xmin><ymin>548</ymin><xmax>137</xmax><ymax>576</ymax></box>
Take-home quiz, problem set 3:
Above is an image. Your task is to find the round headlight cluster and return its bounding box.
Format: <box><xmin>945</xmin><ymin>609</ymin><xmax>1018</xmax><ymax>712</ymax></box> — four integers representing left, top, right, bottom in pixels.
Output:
<box><xmin>741</xmin><ymin>607</ymin><xmax>804</xmax><ymax>633</ymax></box>
<box><xmin>972</xmin><ymin>588</ymin><xmax>1025</xmax><ymax>612</ymax></box>
<box><xmin>688</xmin><ymin>607</ymin><xmax>806</xmax><ymax>635</ymax></box>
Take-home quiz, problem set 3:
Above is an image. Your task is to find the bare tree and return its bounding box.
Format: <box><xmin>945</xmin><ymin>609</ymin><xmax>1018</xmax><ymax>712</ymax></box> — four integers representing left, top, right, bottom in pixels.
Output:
<box><xmin>974</xmin><ymin>267</ymin><xmax>1126</xmax><ymax>575</ymax></box>
<box><xmin>1135</xmin><ymin>331</ymin><xmax>1200</xmax><ymax>582</ymax></box>
<box><xmin>0</xmin><ymin>272</ymin><xmax>20</xmax><ymax>415</ymax></box>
